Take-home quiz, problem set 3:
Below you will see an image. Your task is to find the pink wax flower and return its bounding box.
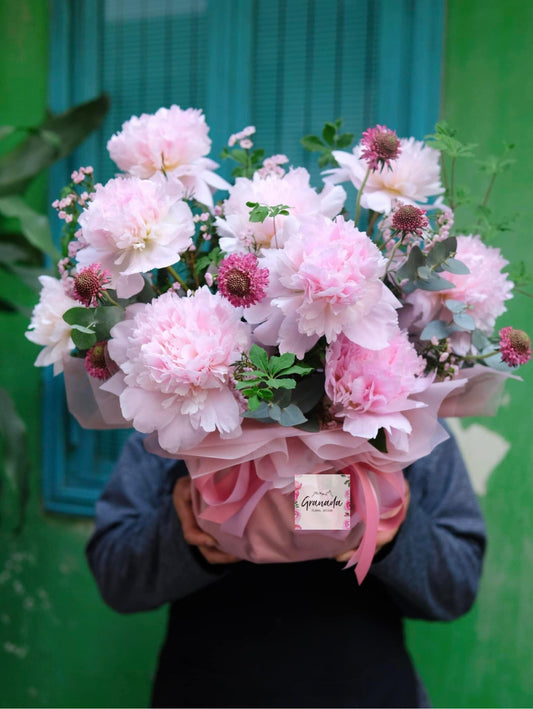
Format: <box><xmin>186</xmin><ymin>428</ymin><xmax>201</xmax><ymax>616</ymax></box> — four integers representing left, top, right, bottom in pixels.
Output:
<box><xmin>360</xmin><ymin>125</ymin><xmax>401</xmax><ymax>171</ymax></box>
<box><xmin>499</xmin><ymin>327</ymin><xmax>531</xmax><ymax>367</ymax></box>
<box><xmin>104</xmin><ymin>287</ymin><xmax>252</xmax><ymax>453</ymax></box>
<box><xmin>405</xmin><ymin>234</ymin><xmax>513</xmax><ymax>338</ymax></box>
<box><xmin>107</xmin><ymin>105</ymin><xmax>229</xmax><ymax>208</ymax></box>
<box><xmin>245</xmin><ymin>216</ymin><xmax>400</xmax><ymax>359</ymax></box>
<box><xmin>72</xmin><ymin>263</ymin><xmax>111</xmax><ymax>307</ymax></box>
<box><xmin>217</xmin><ymin>253</ymin><xmax>269</xmax><ymax>308</ymax></box>
<box><xmin>325</xmin><ymin>330</ymin><xmax>430</xmax><ymax>444</ymax></box>
<box><xmin>325</xmin><ymin>137</ymin><xmax>443</xmax><ymax>214</ymax></box>
<box><xmin>85</xmin><ymin>341</ymin><xmax>113</xmax><ymax>380</ymax></box>
<box><xmin>26</xmin><ymin>276</ymin><xmax>78</xmax><ymax>375</ymax></box>
<box><xmin>76</xmin><ymin>176</ymin><xmax>195</xmax><ymax>298</ymax></box>
<box><xmin>215</xmin><ymin>167</ymin><xmax>346</xmax><ymax>253</ymax></box>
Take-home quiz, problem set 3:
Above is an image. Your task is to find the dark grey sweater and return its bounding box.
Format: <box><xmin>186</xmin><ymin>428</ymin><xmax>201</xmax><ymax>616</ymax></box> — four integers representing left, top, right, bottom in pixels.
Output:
<box><xmin>86</xmin><ymin>429</ymin><xmax>486</xmax><ymax>708</ymax></box>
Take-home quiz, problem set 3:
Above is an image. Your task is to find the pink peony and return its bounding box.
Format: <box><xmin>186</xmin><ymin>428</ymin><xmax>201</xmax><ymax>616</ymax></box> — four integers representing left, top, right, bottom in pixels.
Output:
<box><xmin>26</xmin><ymin>276</ymin><xmax>78</xmax><ymax>375</ymax></box>
<box><xmin>77</xmin><ymin>176</ymin><xmax>195</xmax><ymax>298</ymax></box>
<box><xmin>325</xmin><ymin>137</ymin><xmax>443</xmax><ymax>213</ymax></box>
<box><xmin>325</xmin><ymin>331</ymin><xmax>430</xmax><ymax>445</ymax></box>
<box><xmin>104</xmin><ymin>287</ymin><xmax>252</xmax><ymax>453</ymax></box>
<box><xmin>215</xmin><ymin>167</ymin><xmax>346</xmax><ymax>253</ymax></box>
<box><xmin>245</xmin><ymin>216</ymin><xmax>400</xmax><ymax>358</ymax></box>
<box><xmin>405</xmin><ymin>234</ymin><xmax>513</xmax><ymax>337</ymax></box>
<box><xmin>107</xmin><ymin>105</ymin><xmax>229</xmax><ymax>208</ymax></box>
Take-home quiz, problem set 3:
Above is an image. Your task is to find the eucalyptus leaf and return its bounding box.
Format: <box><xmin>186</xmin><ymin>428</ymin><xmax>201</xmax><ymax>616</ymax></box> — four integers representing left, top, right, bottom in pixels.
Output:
<box><xmin>445</xmin><ymin>299</ymin><xmax>466</xmax><ymax>313</ymax></box>
<box><xmin>453</xmin><ymin>312</ymin><xmax>476</xmax><ymax>331</ymax></box>
<box><xmin>472</xmin><ymin>329</ymin><xmax>491</xmax><ymax>351</ymax></box>
<box><xmin>291</xmin><ymin>372</ymin><xmax>325</xmax><ymax>413</ymax></box>
<box><xmin>417</xmin><ymin>266</ymin><xmax>432</xmax><ymax>280</ymax></box>
<box><xmin>268</xmin><ymin>404</ymin><xmax>282</xmax><ymax>422</ymax></box>
<box><xmin>278</xmin><ymin>404</ymin><xmax>307</xmax><ymax>427</ymax></box>
<box><xmin>396</xmin><ymin>246</ymin><xmax>426</xmax><ymax>282</ymax></box>
<box><xmin>70</xmin><ymin>328</ymin><xmax>97</xmax><ymax>351</ymax></box>
<box><xmin>63</xmin><ymin>306</ymin><xmax>96</xmax><ymax>327</ymax></box>
<box><xmin>420</xmin><ymin>320</ymin><xmax>453</xmax><ymax>341</ymax></box>
<box><xmin>426</xmin><ymin>237</ymin><xmax>457</xmax><ymax>267</ymax></box>
<box><xmin>416</xmin><ymin>272</ymin><xmax>456</xmax><ymax>291</ymax></box>
<box><xmin>94</xmin><ymin>306</ymin><xmax>123</xmax><ymax>340</ymax></box>
<box><xmin>443</xmin><ymin>258</ymin><xmax>470</xmax><ymax>275</ymax></box>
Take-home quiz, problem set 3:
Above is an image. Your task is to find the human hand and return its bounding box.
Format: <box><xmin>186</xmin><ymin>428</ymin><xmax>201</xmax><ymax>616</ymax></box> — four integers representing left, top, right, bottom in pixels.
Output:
<box><xmin>173</xmin><ymin>476</ymin><xmax>241</xmax><ymax>565</ymax></box>
<box><xmin>335</xmin><ymin>479</ymin><xmax>411</xmax><ymax>563</ymax></box>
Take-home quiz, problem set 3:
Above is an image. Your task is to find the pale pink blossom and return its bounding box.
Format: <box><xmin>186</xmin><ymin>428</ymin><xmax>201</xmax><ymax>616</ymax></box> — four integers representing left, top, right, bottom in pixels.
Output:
<box><xmin>325</xmin><ymin>137</ymin><xmax>443</xmax><ymax>213</ymax></box>
<box><xmin>245</xmin><ymin>216</ymin><xmax>400</xmax><ymax>358</ymax></box>
<box><xmin>104</xmin><ymin>288</ymin><xmax>252</xmax><ymax>453</ymax></box>
<box><xmin>25</xmin><ymin>276</ymin><xmax>78</xmax><ymax>375</ymax></box>
<box><xmin>404</xmin><ymin>234</ymin><xmax>513</xmax><ymax>337</ymax></box>
<box><xmin>76</xmin><ymin>176</ymin><xmax>195</xmax><ymax>298</ymax></box>
<box><xmin>325</xmin><ymin>331</ymin><xmax>430</xmax><ymax>444</ymax></box>
<box><xmin>228</xmin><ymin>126</ymin><xmax>256</xmax><ymax>147</ymax></box>
<box><xmin>215</xmin><ymin>167</ymin><xmax>346</xmax><ymax>253</ymax></box>
<box><xmin>107</xmin><ymin>105</ymin><xmax>229</xmax><ymax>208</ymax></box>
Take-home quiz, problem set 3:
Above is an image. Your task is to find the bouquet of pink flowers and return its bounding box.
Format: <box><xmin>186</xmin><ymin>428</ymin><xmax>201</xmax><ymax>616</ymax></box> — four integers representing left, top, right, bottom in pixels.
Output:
<box><xmin>26</xmin><ymin>107</ymin><xmax>531</xmax><ymax>581</ymax></box>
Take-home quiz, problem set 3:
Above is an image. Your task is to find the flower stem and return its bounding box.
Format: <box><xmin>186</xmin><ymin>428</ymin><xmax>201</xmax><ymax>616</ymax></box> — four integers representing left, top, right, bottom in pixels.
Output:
<box><xmin>103</xmin><ymin>290</ymin><xmax>122</xmax><ymax>308</ymax></box>
<box><xmin>354</xmin><ymin>167</ymin><xmax>371</xmax><ymax>227</ymax></box>
<box><xmin>482</xmin><ymin>173</ymin><xmax>497</xmax><ymax>208</ymax></box>
<box><xmin>167</xmin><ymin>265</ymin><xmax>189</xmax><ymax>291</ymax></box>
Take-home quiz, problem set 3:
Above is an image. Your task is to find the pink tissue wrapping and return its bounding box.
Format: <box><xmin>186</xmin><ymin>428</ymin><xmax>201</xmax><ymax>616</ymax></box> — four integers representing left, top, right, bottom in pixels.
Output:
<box><xmin>63</xmin><ymin>355</ymin><xmax>130</xmax><ymax>429</ymax></box>
<box><xmin>437</xmin><ymin>364</ymin><xmax>520</xmax><ymax>418</ymax></box>
<box><xmin>144</xmin><ymin>377</ymin><xmax>463</xmax><ymax>582</ymax></box>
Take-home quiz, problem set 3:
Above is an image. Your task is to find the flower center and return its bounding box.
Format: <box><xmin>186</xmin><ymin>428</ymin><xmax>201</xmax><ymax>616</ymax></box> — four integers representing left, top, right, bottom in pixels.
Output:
<box><xmin>510</xmin><ymin>329</ymin><xmax>531</xmax><ymax>354</ymax></box>
<box><xmin>225</xmin><ymin>268</ymin><xmax>251</xmax><ymax>297</ymax></box>
<box><xmin>373</xmin><ymin>132</ymin><xmax>401</xmax><ymax>160</ymax></box>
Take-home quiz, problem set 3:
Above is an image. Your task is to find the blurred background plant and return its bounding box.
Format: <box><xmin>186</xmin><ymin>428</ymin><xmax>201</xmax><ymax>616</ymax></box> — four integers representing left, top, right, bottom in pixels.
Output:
<box><xmin>0</xmin><ymin>93</ymin><xmax>109</xmax><ymax>530</ymax></box>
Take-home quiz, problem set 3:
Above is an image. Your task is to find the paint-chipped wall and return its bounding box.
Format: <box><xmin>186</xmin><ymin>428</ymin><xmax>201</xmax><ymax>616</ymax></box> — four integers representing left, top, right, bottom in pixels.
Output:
<box><xmin>406</xmin><ymin>2</ymin><xmax>533</xmax><ymax>706</ymax></box>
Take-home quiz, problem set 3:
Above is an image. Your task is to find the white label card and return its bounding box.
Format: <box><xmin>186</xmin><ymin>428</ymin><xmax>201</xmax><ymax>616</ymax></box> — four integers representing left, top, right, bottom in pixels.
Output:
<box><xmin>294</xmin><ymin>474</ymin><xmax>351</xmax><ymax>530</ymax></box>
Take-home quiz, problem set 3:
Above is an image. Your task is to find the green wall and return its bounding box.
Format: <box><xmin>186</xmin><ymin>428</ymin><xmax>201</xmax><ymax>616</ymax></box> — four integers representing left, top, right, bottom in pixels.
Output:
<box><xmin>1</xmin><ymin>1</ymin><xmax>533</xmax><ymax>707</ymax></box>
<box><xmin>406</xmin><ymin>1</ymin><xmax>533</xmax><ymax>707</ymax></box>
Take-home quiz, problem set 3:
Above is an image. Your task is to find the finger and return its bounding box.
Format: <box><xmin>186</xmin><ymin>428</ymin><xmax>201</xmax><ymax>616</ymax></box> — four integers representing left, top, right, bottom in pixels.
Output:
<box><xmin>335</xmin><ymin>549</ymin><xmax>357</xmax><ymax>563</ymax></box>
<box><xmin>198</xmin><ymin>546</ymin><xmax>241</xmax><ymax>565</ymax></box>
<box><xmin>173</xmin><ymin>479</ymin><xmax>219</xmax><ymax>548</ymax></box>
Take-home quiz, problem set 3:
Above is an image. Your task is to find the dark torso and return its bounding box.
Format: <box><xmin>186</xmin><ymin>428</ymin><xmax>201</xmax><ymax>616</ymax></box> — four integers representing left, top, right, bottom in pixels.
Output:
<box><xmin>151</xmin><ymin>558</ymin><xmax>419</xmax><ymax>708</ymax></box>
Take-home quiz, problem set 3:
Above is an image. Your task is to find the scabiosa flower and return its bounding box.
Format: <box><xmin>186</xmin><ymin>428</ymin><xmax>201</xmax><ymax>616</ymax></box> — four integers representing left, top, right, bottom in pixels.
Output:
<box><xmin>499</xmin><ymin>327</ymin><xmax>531</xmax><ymax>367</ymax></box>
<box><xmin>325</xmin><ymin>330</ymin><xmax>430</xmax><ymax>445</ymax></box>
<box><xmin>245</xmin><ymin>216</ymin><xmax>400</xmax><ymax>358</ymax></box>
<box><xmin>76</xmin><ymin>176</ymin><xmax>195</xmax><ymax>298</ymax></box>
<box><xmin>391</xmin><ymin>204</ymin><xmax>429</xmax><ymax>236</ymax></box>
<box><xmin>325</xmin><ymin>137</ymin><xmax>444</xmax><ymax>214</ymax></box>
<box><xmin>104</xmin><ymin>287</ymin><xmax>252</xmax><ymax>453</ymax></box>
<box><xmin>25</xmin><ymin>276</ymin><xmax>78</xmax><ymax>374</ymax></box>
<box><xmin>217</xmin><ymin>253</ymin><xmax>269</xmax><ymax>307</ymax></box>
<box><xmin>85</xmin><ymin>341</ymin><xmax>113</xmax><ymax>380</ymax></box>
<box><xmin>215</xmin><ymin>167</ymin><xmax>346</xmax><ymax>253</ymax></box>
<box><xmin>360</xmin><ymin>125</ymin><xmax>401</xmax><ymax>171</ymax></box>
<box><xmin>72</xmin><ymin>263</ymin><xmax>111</xmax><ymax>307</ymax></box>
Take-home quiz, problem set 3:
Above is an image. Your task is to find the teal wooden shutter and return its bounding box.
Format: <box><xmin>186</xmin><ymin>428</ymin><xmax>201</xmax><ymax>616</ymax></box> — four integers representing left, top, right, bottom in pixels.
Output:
<box><xmin>46</xmin><ymin>0</ymin><xmax>444</xmax><ymax>515</ymax></box>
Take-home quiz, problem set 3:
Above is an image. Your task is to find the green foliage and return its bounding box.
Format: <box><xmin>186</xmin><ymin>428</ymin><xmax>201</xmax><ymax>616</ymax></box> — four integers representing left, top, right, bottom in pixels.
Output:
<box><xmin>396</xmin><ymin>237</ymin><xmax>469</xmax><ymax>293</ymax></box>
<box><xmin>425</xmin><ymin>121</ymin><xmax>477</xmax><ymax>160</ymax></box>
<box><xmin>235</xmin><ymin>344</ymin><xmax>314</xmax><ymax>426</ymax></box>
<box><xmin>301</xmin><ymin>118</ymin><xmax>354</xmax><ymax>168</ymax></box>
<box><xmin>246</xmin><ymin>201</ymin><xmax>290</xmax><ymax>223</ymax></box>
<box><xmin>0</xmin><ymin>389</ymin><xmax>30</xmax><ymax>531</ymax></box>
<box><xmin>220</xmin><ymin>145</ymin><xmax>265</xmax><ymax>179</ymax></box>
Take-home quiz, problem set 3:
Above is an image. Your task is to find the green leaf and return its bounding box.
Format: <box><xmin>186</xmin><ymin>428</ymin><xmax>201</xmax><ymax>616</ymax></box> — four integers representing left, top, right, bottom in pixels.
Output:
<box><xmin>246</xmin><ymin>394</ymin><xmax>262</xmax><ymax>411</ymax></box>
<box><xmin>420</xmin><ymin>320</ymin><xmax>454</xmax><ymax>341</ymax></box>
<box><xmin>278</xmin><ymin>404</ymin><xmax>307</xmax><ymax>427</ymax></box>
<box><xmin>300</xmin><ymin>135</ymin><xmax>325</xmax><ymax>152</ymax></box>
<box><xmin>248</xmin><ymin>205</ymin><xmax>270</xmax><ymax>223</ymax></box>
<box><xmin>443</xmin><ymin>258</ymin><xmax>470</xmax><ymax>275</ymax></box>
<box><xmin>265</xmin><ymin>378</ymin><xmax>297</xmax><ymax>390</ymax></box>
<box><xmin>426</xmin><ymin>237</ymin><xmax>457</xmax><ymax>268</ymax></box>
<box><xmin>268</xmin><ymin>352</ymin><xmax>295</xmax><ymax>375</ymax></box>
<box><xmin>257</xmin><ymin>388</ymin><xmax>274</xmax><ymax>401</ymax></box>
<box><xmin>94</xmin><ymin>306</ymin><xmax>123</xmax><ymax>340</ymax></box>
<box><xmin>335</xmin><ymin>133</ymin><xmax>354</xmax><ymax>149</ymax></box>
<box><xmin>230</xmin><ymin>148</ymin><xmax>248</xmax><ymax>165</ymax></box>
<box><xmin>453</xmin><ymin>312</ymin><xmax>476</xmax><ymax>331</ymax></box>
<box><xmin>445</xmin><ymin>299</ymin><xmax>466</xmax><ymax>313</ymax></box>
<box><xmin>396</xmin><ymin>246</ymin><xmax>426</xmax><ymax>282</ymax></box>
<box><xmin>417</xmin><ymin>266</ymin><xmax>432</xmax><ymax>280</ymax></box>
<box><xmin>248</xmin><ymin>344</ymin><xmax>269</xmax><ymax>371</ymax></box>
<box><xmin>322</xmin><ymin>122</ymin><xmax>336</xmax><ymax>146</ymax></box>
<box><xmin>275</xmin><ymin>364</ymin><xmax>314</xmax><ymax>377</ymax></box>
<box><xmin>0</xmin><ymin>93</ymin><xmax>109</xmax><ymax>196</ymax></box>
<box><xmin>0</xmin><ymin>196</ymin><xmax>60</xmax><ymax>261</ymax></box>
<box><xmin>0</xmin><ymin>242</ymin><xmax>29</xmax><ymax>263</ymax></box>
<box><xmin>63</xmin><ymin>306</ymin><xmax>96</xmax><ymax>327</ymax></box>
<box><xmin>70</xmin><ymin>328</ymin><xmax>96</xmax><ymax>351</ymax></box>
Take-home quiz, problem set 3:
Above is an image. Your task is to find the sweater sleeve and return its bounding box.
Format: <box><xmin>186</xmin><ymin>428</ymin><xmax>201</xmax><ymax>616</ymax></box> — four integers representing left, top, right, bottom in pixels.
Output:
<box><xmin>86</xmin><ymin>432</ymin><xmax>227</xmax><ymax>614</ymax></box>
<box><xmin>369</xmin><ymin>428</ymin><xmax>487</xmax><ymax>621</ymax></box>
